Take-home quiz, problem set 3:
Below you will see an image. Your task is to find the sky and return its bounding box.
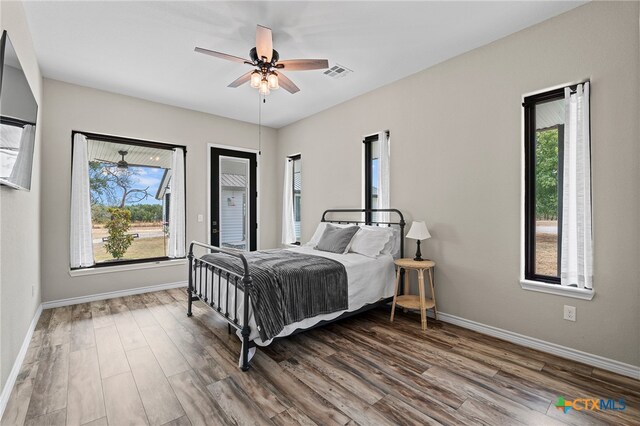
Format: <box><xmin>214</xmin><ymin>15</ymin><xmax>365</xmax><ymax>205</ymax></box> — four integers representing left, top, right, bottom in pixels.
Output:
<box><xmin>130</xmin><ymin>166</ymin><xmax>164</xmax><ymax>205</ymax></box>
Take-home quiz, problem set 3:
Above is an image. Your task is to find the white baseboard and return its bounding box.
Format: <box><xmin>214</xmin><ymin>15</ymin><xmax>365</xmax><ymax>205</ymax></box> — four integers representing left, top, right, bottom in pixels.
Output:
<box><xmin>430</xmin><ymin>311</ymin><xmax>640</xmax><ymax>380</ymax></box>
<box><xmin>42</xmin><ymin>281</ymin><xmax>187</xmax><ymax>309</ymax></box>
<box><xmin>0</xmin><ymin>304</ymin><xmax>42</xmax><ymax>421</ymax></box>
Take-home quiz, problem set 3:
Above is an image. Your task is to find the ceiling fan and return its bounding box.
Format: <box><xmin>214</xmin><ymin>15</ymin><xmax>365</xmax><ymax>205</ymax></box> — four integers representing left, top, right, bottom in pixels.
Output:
<box><xmin>96</xmin><ymin>150</ymin><xmax>129</xmax><ymax>170</ymax></box>
<box><xmin>195</xmin><ymin>25</ymin><xmax>329</xmax><ymax>95</ymax></box>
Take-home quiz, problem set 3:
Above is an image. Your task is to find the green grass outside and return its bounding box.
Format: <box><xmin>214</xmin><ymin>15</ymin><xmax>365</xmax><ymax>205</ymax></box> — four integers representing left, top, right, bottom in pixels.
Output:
<box><xmin>93</xmin><ymin>236</ymin><xmax>166</xmax><ymax>263</ymax></box>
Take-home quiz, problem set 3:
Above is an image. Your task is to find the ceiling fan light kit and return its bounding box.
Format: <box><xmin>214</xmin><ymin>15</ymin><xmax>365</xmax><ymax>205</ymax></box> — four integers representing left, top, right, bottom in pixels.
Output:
<box><xmin>252</xmin><ymin>70</ymin><xmax>279</xmax><ymax>96</ymax></box>
<box><xmin>195</xmin><ymin>25</ymin><xmax>329</xmax><ymax>96</ymax></box>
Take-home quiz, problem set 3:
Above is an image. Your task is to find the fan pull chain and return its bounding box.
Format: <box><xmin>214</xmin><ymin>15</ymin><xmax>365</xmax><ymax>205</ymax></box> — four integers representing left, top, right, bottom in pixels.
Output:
<box><xmin>258</xmin><ymin>92</ymin><xmax>264</xmax><ymax>156</ymax></box>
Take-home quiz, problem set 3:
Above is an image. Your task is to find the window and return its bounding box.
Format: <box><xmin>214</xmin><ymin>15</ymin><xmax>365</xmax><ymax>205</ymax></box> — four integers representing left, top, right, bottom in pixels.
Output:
<box><xmin>70</xmin><ymin>132</ymin><xmax>186</xmax><ymax>268</ymax></box>
<box><xmin>524</xmin><ymin>90</ymin><xmax>565</xmax><ymax>282</ymax></box>
<box><xmin>291</xmin><ymin>155</ymin><xmax>302</xmax><ymax>243</ymax></box>
<box><xmin>523</xmin><ymin>82</ymin><xmax>592</xmax><ymax>289</ymax></box>
<box><xmin>363</xmin><ymin>135</ymin><xmax>379</xmax><ymax>224</ymax></box>
<box><xmin>363</xmin><ymin>132</ymin><xmax>390</xmax><ymax>224</ymax></box>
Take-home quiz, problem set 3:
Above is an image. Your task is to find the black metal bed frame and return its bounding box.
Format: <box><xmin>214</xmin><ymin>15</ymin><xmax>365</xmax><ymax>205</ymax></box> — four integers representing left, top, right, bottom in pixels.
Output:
<box><xmin>187</xmin><ymin>208</ymin><xmax>405</xmax><ymax>371</ymax></box>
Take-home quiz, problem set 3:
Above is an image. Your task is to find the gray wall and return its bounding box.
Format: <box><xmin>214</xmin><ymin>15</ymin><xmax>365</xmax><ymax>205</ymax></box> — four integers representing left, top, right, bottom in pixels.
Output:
<box><xmin>40</xmin><ymin>79</ymin><xmax>279</xmax><ymax>302</ymax></box>
<box><xmin>276</xmin><ymin>1</ymin><xmax>640</xmax><ymax>366</ymax></box>
<box><xmin>0</xmin><ymin>0</ymin><xmax>43</xmax><ymax>390</ymax></box>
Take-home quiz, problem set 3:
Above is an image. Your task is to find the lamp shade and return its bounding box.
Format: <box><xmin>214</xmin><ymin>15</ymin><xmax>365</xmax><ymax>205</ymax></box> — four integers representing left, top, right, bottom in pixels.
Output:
<box><xmin>406</xmin><ymin>220</ymin><xmax>431</xmax><ymax>240</ymax></box>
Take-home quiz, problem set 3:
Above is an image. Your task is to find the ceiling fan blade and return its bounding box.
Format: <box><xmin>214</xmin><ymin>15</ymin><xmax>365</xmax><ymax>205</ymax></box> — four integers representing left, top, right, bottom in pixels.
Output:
<box><xmin>94</xmin><ymin>158</ymin><xmax>117</xmax><ymax>164</ymax></box>
<box><xmin>256</xmin><ymin>25</ymin><xmax>273</xmax><ymax>62</ymax></box>
<box><xmin>228</xmin><ymin>70</ymin><xmax>254</xmax><ymax>88</ymax></box>
<box><xmin>194</xmin><ymin>47</ymin><xmax>250</xmax><ymax>64</ymax></box>
<box><xmin>277</xmin><ymin>59</ymin><xmax>329</xmax><ymax>71</ymax></box>
<box><xmin>276</xmin><ymin>72</ymin><xmax>300</xmax><ymax>94</ymax></box>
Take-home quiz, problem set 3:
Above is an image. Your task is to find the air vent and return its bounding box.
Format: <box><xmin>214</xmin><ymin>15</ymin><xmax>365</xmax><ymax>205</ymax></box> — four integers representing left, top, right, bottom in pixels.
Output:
<box><xmin>323</xmin><ymin>64</ymin><xmax>353</xmax><ymax>79</ymax></box>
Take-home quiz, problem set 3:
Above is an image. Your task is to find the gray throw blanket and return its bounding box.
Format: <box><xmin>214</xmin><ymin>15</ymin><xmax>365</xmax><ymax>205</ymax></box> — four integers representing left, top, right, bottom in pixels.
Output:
<box><xmin>201</xmin><ymin>249</ymin><xmax>348</xmax><ymax>341</ymax></box>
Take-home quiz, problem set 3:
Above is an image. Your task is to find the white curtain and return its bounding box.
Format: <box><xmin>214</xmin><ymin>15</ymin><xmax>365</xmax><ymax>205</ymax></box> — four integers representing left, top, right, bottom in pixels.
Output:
<box><xmin>70</xmin><ymin>133</ymin><xmax>95</xmax><ymax>268</ymax></box>
<box><xmin>168</xmin><ymin>148</ymin><xmax>186</xmax><ymax>258</ymax></box>
<box><xmin>561</xmin><ymin>82</ymin><xmax>592</xmax><ymax>289</ymax></box>
<box><xmin>377</xmin><ymin>131</ymin><xmax>391</xmax><ymax>225</ymax></box>
<box><xmin>9</xmin><ymin>124</ymin><xmax>35</xmax><ymax>189</ymax></box>
<box><xmin>281</xmin><ymin>158</ymin><xmax>296</xmax><ymax>244</ymax></box>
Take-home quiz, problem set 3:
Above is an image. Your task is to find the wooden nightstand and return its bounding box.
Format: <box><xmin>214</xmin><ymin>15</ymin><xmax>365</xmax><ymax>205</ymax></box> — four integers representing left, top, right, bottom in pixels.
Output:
<box><xmin>390</xmin><ymin>258</ymin><xmax>437</xmax><ymax>331</ymax></box>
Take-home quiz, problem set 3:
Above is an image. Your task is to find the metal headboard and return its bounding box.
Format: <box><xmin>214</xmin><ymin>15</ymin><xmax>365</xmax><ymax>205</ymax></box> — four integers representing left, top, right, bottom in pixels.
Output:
<box><xmin>321</xmin><ymin>208</ymin><xmax>405</xmax><ymax>259</ymax></box>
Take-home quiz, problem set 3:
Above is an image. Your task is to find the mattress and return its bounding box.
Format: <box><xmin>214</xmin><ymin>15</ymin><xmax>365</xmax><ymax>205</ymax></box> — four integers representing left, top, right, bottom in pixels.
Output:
<box><xmin>198</xmin><ymin>246</ymin><xmax>396</xmax><ymax>345</ymax></box>
<box><xmin>256</xmin><ymin>246</ymin><xmax>396</xmax><ymax>345</ymax></box>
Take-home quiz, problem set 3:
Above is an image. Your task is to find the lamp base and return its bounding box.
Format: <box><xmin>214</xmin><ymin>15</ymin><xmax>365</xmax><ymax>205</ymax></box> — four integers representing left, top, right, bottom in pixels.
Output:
<box><xmin>414</xmin><ymin>240</ymin><xmax>424</xmax><ymax>262</ymax></box>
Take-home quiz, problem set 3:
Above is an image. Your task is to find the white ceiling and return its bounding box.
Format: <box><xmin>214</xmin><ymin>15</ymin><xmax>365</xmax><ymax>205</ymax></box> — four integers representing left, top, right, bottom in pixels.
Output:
<box><xmin>23</xmin><ymin>1</ymin><xmax>586</xmax><ymax>128</ymax></box>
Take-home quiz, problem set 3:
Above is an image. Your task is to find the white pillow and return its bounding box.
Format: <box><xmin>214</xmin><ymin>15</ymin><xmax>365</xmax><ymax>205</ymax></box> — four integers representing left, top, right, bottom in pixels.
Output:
<box><xmin>306</xmin><ymin>223</ymin><xmax>401</xmax><ymax>257</ymax></box>
<box><xmin>349</xmin><ymin>227</ymin><xmax>391</xmax><ymax>258</ymax></box>
<box><xmin>385</xmin><ymin>228</ymin><xmax>401</xmax><ymax>257</ymax></box>
<box><xmin>360</xmin><ymin>225</ymin><xmax>401</xmax><ymax>258</ymax></box>
<box><xmin>305</xmin><ymin>222</ymin><xmax>350</xmax><ymax>247</ymax></box>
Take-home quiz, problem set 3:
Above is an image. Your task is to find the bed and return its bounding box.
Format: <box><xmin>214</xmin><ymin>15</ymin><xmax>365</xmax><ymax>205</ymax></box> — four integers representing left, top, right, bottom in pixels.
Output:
<box><xmin>186</xmin><ymin>208</ymin><xmax>405</xmax><ymax>370</ymax></box>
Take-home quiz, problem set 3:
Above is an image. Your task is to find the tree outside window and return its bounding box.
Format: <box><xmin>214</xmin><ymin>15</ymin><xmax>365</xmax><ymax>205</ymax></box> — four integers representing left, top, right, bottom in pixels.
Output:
<box><xmin>87</xmin><ymin>140</ymin><xmax>172</xmax><ymax>263</ymax></box>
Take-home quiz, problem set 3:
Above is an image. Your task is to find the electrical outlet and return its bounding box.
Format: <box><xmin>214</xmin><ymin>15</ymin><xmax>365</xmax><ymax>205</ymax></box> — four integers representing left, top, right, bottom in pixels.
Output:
<box><xmin>564</xmin><ymin>305</ymin><xmax>576</xmax><ymax>321</ymax></box>
<box><xmin>197</xmin><ymin>214</ymin><xmax>204</xmax><ymax>223</ymax></box>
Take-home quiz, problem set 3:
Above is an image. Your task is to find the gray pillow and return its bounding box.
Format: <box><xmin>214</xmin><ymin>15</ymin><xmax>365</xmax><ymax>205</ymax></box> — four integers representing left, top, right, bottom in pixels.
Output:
<box><xmin>315</xmin><ymin>224</ymin><xmax>360</xmax><ymax>254</ymax></box>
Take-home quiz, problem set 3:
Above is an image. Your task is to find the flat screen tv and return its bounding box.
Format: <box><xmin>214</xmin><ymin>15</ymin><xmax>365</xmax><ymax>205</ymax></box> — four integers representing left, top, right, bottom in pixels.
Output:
<box><xmin>0</xmin><ymin>30</ymin><xmax>38</xmax><ymax>191</ymax></box>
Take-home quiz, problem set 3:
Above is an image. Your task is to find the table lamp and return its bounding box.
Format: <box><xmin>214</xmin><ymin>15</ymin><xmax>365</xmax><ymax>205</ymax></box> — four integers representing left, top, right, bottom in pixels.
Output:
<box><xmin>406</xmin><ymin>220</ymin><xmax>431</xmax><ymax>261</ymax></box>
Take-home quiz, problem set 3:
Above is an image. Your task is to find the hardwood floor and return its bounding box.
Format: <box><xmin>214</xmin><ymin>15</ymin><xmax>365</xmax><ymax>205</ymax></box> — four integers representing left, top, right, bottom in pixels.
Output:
<box><xmin>2</xmin><ymin>289</ymin><xmax>639</xmax><ymax>425</ymax></box>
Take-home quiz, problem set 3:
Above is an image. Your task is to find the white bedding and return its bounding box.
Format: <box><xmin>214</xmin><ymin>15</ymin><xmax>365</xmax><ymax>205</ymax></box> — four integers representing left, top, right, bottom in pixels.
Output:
<box><xmin>200</xmin><ymin>246</ymin><xmax>396</xmax><ymax>346</ymax></box>
<box><xmin>253</xmin><ymin>246</ymin><xmax>396</xmax><ymax>345</ymax></box>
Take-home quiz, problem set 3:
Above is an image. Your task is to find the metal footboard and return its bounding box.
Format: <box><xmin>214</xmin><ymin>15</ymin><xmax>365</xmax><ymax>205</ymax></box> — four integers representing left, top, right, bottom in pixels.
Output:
<box><xmin>187</xmin><ymin>241</ymin><xmax>253</xmax><ymax>371</ymax></box>
<box><xmin>187</xmin><ymin>208</ymin><xmax>406</xmax><ymax>372</ymax></box>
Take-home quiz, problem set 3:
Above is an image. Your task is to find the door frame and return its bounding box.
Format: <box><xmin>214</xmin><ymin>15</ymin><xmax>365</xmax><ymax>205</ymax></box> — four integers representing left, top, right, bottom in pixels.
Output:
<box><xmin>207</xmin><ymin>143</ymin><xmax>260</xmax><ymax>250</ymax></box>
